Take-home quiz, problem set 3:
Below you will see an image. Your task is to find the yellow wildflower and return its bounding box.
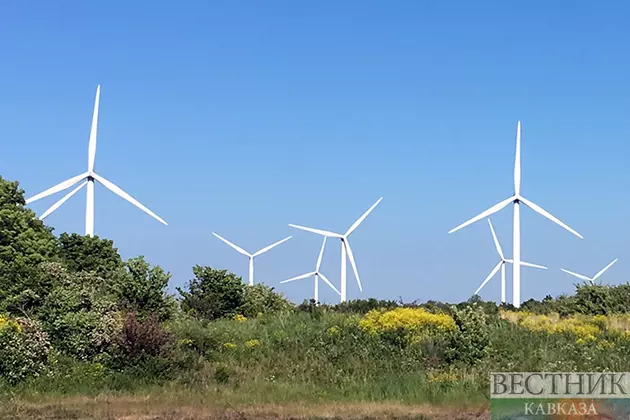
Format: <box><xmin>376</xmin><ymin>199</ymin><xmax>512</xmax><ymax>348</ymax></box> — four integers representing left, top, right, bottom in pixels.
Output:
<box><xmin>327</xmin><ymin>326</ymin><xmax>341</xmax><ymax>336</ymax></box>
<box><xmin>233</xmin><ymin>314</ymin><xmax>247</xmax><ymax>322</ymax></box>
<box><xmin>428</xmin><ymin>371</ymin><xmax>458</xmax><ymax>384</ymax></box>
<box><xmin>245</xmin><ymin>339</ymin><xmax>261</xmax><ymax>348</ymax></box>
<box><xmin>359</xmin><ymin>307</ymin><xmax>456</xmax><ymax>337</ymax></box>
<box><xmin>223</xmin><ymin>342</ymin><xmax>237</xmax><ymax>349</ymax></box>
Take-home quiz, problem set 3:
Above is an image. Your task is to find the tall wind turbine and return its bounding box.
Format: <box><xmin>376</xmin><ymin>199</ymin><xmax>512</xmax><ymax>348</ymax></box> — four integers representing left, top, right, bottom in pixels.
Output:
<box><xmin>212</xmin><ymin>232</ymin><xmax>292</xmax><ymax>286</ymax></box>
<box><xmin>561</xmin><ymin>258</ymin><xmax>618</xmax><ymax>285</ymax></box>
<box><xmin>281</xmin><ymin>237</ymin><xmax>341</xmax><ymax>303</ymax></box>
<box><xmin>289</xmin><ymin>197</ymin><xmax>382</xmax><ymax>302</ymax></box>
<box><xmin>475</xmin><ymin>219</ymin><xmax>547</xmax><ymax>303</ymax></box>
<box><xmin>449</xmin><ymin>121</ymin><xmax>583</xmax><ymax>307</ymax></box>
<box><xmin>25</xmin><ymin>85</ymin><xmax>167</xmax><ymax>236</ymax></box>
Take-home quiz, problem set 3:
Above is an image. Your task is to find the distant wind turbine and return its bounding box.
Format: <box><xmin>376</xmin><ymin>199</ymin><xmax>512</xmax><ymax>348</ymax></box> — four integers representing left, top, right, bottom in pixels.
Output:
<box><xmin>289</xmin><ymin>197</ymin><xmax>382</xmax><ymax>302</ymax></box>
<box><xmin>475</xmin><ymin>219</ymin><xmax>547</xmax><ymax>303</ymax></box>
<box><xmin>212</xmin><ymin>232</ymin><xmax>292</xmax><ymax>286</ymax></box>
<box><xmin>561</xmin><ymin>259</ymin><xmax>618</xmax><ymax>285</ymax></box>
<box><xmin>281</xmin><ymin>237</ymin><xmax>340</xmax><ymax>303</ymax></box>
<box><xmin>449</xmin><ymin>121</ymin><xmax>582</xmax><ymax>307</ymax></box>
<box><xmin>25</xmin><ymin>85</ymin><xmax>167</xmax><ymax>236</ymax></box>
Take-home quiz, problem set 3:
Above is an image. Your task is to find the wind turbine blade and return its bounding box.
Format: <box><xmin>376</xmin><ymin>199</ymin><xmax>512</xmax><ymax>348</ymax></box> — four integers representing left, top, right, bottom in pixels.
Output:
<box><xmin>344</xmin><ymin>240</ymin><xmax>362</xmax><ymax>292</ymax></box>
<box><xmin>514</xmin><ymin>121</ymin><xmax>521</xmax><ymax>196</ymax></box>
<box><xmin>560</xmin><ymin>268</ymin><xmax>592</xmax><ymax>282</ymax></box>
<box><xmin>319</xmin><ymin>272</ymin><xmax>341</xmax><ymax>296</ymax></box>
<box><xmin>88</xmin><ymin>85</ymin><xmax>100</xmax><ymax>172</ymax></box>
<box><xmin>592</xmin><ymin>258</ymin><xmax>618</xmax><ymax>281</ymax></box>
<box><xmin>39</xmin><ymin>181</ymin><xmax>87</xmax><ymax>220</ymax></box>
<box><xmin>91</xmin><ymin>173</ymin><xmax>167</xmax><ymax>226</ymax></box>
<box><xmin>288</xmin><ymin>224</ymin><xmax>343</xmax><ymax>238</ymax></box>
<box><xmin>345</xmin><ymin>197</ymin><xmax>383</xmax><ymax>236</ymax></box>
<box><xmin>315</xmin><ymin>237</ymin><xmax>327</xmax><ymax>271</ymax></box>
<box><xmin>212</xmin><ymin>232</ymin><xmax>251</xmax><ymax>257</ymax></box>
<box><xmin>25</xmin><ymin>172</ymin><xmax>89</xmax><ymax>204</ymax></box>
<box><xmin>487</xmin><ymin>219</ymin><xmax>504</xmax><ymax>260</ymax></box>
<box><xmin>280</xmin><ymin>271</ymin><xmax>316</xmax><ymax>283</ymax></box>
<box><xmin>520</xmin><ymin>261</ymin><xmax>547</xmax><ymax>270</ymax></box>
<box><xmin>475</xmin><ymin>261</ymin><xmax>503</xmax><ymax>295</ymax></box>
<box><xmin>519</xmin><ymin>197</ymin><xmax>583</xmax><ymax>239</ymax></box>
<box><xmin>252</xmin><ymin>236</ymin><xmax>292</xmax><ymax>257</ymax></box>
<box><xmin>448</xmin><ymin>196</ymin><xmax>515</xmax><ymax>234</ymax></box>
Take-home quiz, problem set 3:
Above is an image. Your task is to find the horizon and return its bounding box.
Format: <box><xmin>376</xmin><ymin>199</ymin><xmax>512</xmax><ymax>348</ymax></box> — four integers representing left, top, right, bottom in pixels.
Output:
<box><xmin>1</xmin><ymin>2</ymin><xmax>629</xmax><ymax>304</ymax></box>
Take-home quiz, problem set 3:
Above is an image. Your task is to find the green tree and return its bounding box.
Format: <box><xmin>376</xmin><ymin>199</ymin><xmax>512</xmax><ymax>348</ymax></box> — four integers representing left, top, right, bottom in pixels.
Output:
<box><xmin>112</xmin><ymin>256</ymin><xmax>176</xmax><ymax>321</ymax></box>
<box><xmin>57</xmin><ymin>233</ymin><xmax>124</xmax><ymax>276</ymax></box>
<box><xmin>177</xmin><ymin>266</ymin><xmax>245</xmax><ymax>320</ymax></box>
<box><xmin>0</xmin><ymin>176</ymin><xmax>57</xmax><ymax>314</ymax></box>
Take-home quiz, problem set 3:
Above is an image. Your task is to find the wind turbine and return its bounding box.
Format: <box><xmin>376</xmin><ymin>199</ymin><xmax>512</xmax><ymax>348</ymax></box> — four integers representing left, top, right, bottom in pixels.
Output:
<box><xmin>449</xmin><ymin>121</ymin><xmax>583</xmax><ymax>308</ymax></box>
<box><xmin>289</xmin><ymin>197</ymin><xmax>382</xmax><ymax>302</ymax></box>
<box><xmin>212</xmin><ymin>232</ymin><xmax>292</xmax><ymax>286</ymax></box>
<box><xmin>25</xmin><ymin>85</ymin><xmax>167</xmax><ymax>236</ymax></box>
<box><xmin>281</xmin><ymin>237</ymin><xmax>341</xmax><ymax>303</ymax></box>
<box><xmin>561</xmin><ymin>259</ymin><xmax>618</xmax><ymax>285</ymax></box>
<box><xmin>475</xmin><ymin>219</ymin><xmax>547</xmax><ymax>303</ymax></box>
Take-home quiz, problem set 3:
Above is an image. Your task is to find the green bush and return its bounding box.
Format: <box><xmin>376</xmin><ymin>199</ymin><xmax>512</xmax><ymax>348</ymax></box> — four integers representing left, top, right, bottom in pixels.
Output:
<box><xmin>446</xmin><ymin>303</ymin><xmax>490</xmax><ymax>366</ymax></box>
<box><xmin>39</xmin><ymin>271</ymin><xmax>122</xmax><ymax>360</ymax></box>
<box><xmin>177</xmin><ymin>266</ymin><xmax>245</xmax><ymax>320</ymax></box>
<box><xmin>0</xmin><ymin>315</ymin><xmax>51</xmax><ymax>384</ymax></box>
<box><xmin>241</xmin><ymin>283</ymin><xmax>293</xmax><ymax>318</ymax></box>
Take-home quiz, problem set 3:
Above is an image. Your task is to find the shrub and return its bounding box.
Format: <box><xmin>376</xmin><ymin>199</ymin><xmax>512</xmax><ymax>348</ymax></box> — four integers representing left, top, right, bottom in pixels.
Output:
<box><xmin>0</xmin><ymin>315</ymin><xmax>51</xmax><ymax>384</ymax></box>
<box><xmin>177</xmin><ymin>266</ymin><xmax>245</xmax><ymax>320</ymax></box>
<box><xmin>112</xmin><ymin>256</ymin><xmax>176</xmax><ymax>321</ymax></box>
<box><xmin>119</xmin><ymin>312</ymin><xmax>171</xmax><ymax>359</ymax></box>
<box><xmin>39</xmin><ymin>272</ymin><xmax>122</xmax><ymax>360</ymax></box>
<box><xmin>241</xmin><ymin>284</ymin><xmax>293</xmax><ymax>318</ymax></box>
<box><xmin>446</xmin><ymin>303</ymin><xmax>490</xmax><ymax>366</ymax></box>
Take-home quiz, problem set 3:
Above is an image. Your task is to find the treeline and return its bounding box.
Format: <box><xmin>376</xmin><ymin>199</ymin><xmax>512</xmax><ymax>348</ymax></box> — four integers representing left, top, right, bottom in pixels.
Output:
<box><xmin>2</xmin><ymin>174</ymin><xmax>630</xmax><ymax>396</ymax></box>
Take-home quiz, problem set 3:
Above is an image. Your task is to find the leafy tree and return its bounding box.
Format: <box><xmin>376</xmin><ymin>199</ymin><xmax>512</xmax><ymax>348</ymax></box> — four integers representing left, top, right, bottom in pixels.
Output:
<box><xmin>57</xmin><ymin>233</ymin><xmax>124</xmax><ymax>277</ymax></box>
<box><xmin>0</xmin><ymin>176</ymin><xmax>57</xmax><ymax>313</ymax></box>
<box><xmin>177</xmin><ymin>266</ymin><xmax>245</xmax><ymax>320</ymax></box>
<box><xmin>112</xmin><ymin>256</ymin><xmax>176</xmax><ymax>321</ymax></box>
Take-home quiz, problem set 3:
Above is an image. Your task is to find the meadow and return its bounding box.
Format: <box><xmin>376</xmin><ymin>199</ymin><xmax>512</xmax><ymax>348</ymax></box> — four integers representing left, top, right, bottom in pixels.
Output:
<box><xmin>3</xmin><ymin>174</ymin><xmax>630</xmax><ymax>419</ymax></box>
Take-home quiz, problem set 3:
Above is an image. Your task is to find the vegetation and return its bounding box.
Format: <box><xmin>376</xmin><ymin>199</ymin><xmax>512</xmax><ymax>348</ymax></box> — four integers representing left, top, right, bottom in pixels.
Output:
<box><xmin>2</xmin><ymin>174</ymin><xmax>630</xmax><ymax>418</ymax></box>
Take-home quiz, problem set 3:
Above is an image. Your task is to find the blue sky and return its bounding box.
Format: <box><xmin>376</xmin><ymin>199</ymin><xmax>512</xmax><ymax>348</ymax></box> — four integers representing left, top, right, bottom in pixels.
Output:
<box><xmin>1</xmin><ymin>1</ymin><xmax>629</xmax><ymax>304</ymax></box>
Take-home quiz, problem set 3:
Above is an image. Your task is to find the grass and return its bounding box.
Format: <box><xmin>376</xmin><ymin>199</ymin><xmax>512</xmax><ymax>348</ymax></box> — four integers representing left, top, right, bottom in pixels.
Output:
<box><xmin>7</xmin><ymin>306</ymin><xmax>630</xmax><ymax>418</ymax></box>
<box><xmin>0</xmin><ymin>391</ymin><xmax>490</xmax><ymax>419</ymax></box>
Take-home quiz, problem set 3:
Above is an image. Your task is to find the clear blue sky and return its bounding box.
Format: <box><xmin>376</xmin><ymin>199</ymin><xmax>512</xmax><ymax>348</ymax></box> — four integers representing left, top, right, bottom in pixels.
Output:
<box><xmin>1</xmin><ymin>1</ymin><xmax>629</xmax><ymax>304</ymax></box>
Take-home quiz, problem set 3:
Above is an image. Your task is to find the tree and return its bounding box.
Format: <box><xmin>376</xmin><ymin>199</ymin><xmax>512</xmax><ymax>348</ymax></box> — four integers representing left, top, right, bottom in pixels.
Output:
<box><xmin>57</xmin><ymin>233</ymin><xmax>124</xmax><ymax>276</ymax></box>
<box><xmin>112</xmin><ymin>256</ymin><xmax>176</xmax><ymax>321</ymax></box>
<box><xmin>177</xmin><ymin>266</ymin><xmax>245</xmax><ymax>320</ymax></box>
<box><xmin>0</xmin><ymin>176</ymin><xmax>58</xmax><ymax>313</ymax></box>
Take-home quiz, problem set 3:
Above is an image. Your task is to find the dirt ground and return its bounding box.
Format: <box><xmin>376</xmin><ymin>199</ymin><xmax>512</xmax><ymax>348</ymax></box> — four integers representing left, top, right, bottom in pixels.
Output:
<box><xmin>0</xmin><ymin>395</ymin><xmax>491</xmax><ymax>420</ymax></box>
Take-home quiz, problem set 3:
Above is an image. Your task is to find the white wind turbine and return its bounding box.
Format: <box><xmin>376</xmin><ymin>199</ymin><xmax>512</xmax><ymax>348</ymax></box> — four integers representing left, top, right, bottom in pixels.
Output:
<box><xmin>289</xmin><ymin>197</ymin><xmax>382</xmax><ymax>302</ymax></box>
<box><xmin>25</xmin><ymin>85</ymin><xmax>167</xmax><ymax>236</ymax></box>
<box><xmin>281</xmin><ymin>237</ymin><xmax>341</xmax><ymax>303</ymax></box>
<box><xmin>212</xmin><ymin>232</ymin><xmax>292</xmax><ymax>286</ymax></box>
<box><xmin>449</xmin><ymin>121</ymin><xmax>583</xmax><ymax>308</ymax></box>
<box><xmin>475</xmin><ymin>219</ymin><xmax>547</xmax><ymax>303</ymax></box>
<box><xmin>561</xmin><ymin>259</ymin><xmax>618</xmax><ymax>285</ymax></box>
